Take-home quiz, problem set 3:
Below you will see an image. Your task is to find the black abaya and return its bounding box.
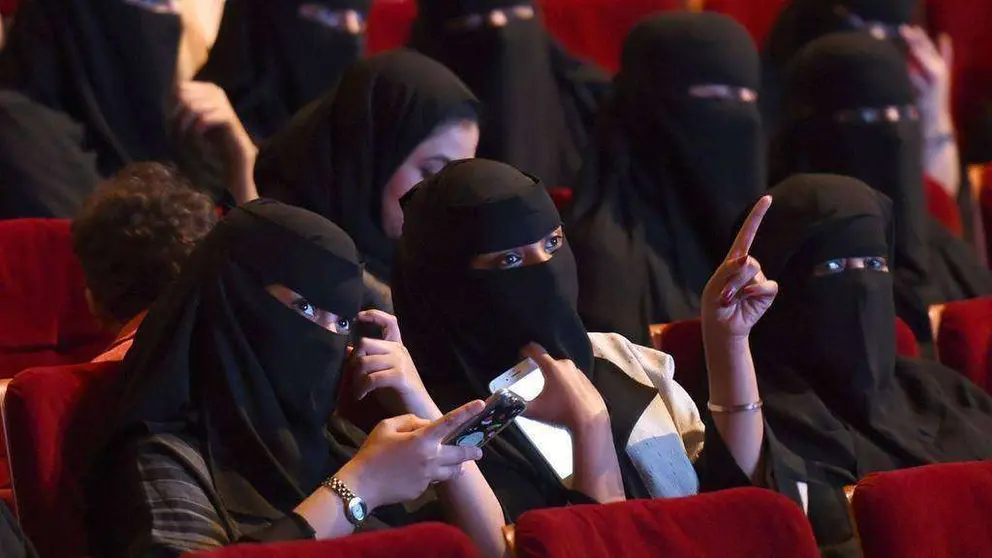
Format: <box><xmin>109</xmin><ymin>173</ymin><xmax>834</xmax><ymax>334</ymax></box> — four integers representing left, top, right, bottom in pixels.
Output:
<box><xmin>772</xmin><ymin>32</ymin><xmax>992</xmax><ymax>340</ymax></box>
<box><xmin>410</xmin><ymin>0</ymin><xmax>608</xmax><ymax>187</ymax></box>
<box><xmin>746</xmin><ymin>174</ymin><xmax>992</xmax><ymax>557</ymax></box>
<box><xmin>254</xmin><ymin>50</ymin><xmax>479</xmax><ymax>280</ymax></box>
<box><xmin>566</xmin><ymin>13</ymin><xmax>764</xmax><ymax>345</ymax></box>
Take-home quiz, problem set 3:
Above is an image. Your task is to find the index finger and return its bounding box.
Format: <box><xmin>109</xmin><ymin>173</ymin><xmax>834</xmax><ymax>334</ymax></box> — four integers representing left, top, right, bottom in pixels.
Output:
<box><xmin>423</xmin><ymin>400</ymin><xmax>486</xmax><ymax>443</ymax></box>
<box><xmin>727</xmin><ymin>195</ymin><xmax>772</xmax><ymax>260</ymax></box>
<box><xmin>357</xmin><ymin>309</ymin><xmax>401</xmax><ymax>343</ymax></box>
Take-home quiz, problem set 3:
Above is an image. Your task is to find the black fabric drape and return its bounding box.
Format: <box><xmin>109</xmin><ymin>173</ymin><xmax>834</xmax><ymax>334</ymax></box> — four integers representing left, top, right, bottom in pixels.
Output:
<box><xmin>392</xmin><ymin>158</ymin><xmax>656</xmax><ymax>518</ymax></box>
<box><xmin>771</xmin><ymin>32</ymin><xmax>992</xmax><ymax>340</ymax></box>
<box><xmin>0</xmin><ymin>91</ymin><xmax>101</xmax><ymax>219</ymax></box>
<box><xmin>749</xmin><ymin>173</ymin><xmax>992</xmax><ymax>555</ymax></box>
<box><xmin>566</xmin><ymin>12</ymin><xmax>764</xmax><ymax>345</ymax></box>
<box><xmin>0</xmin><ymin>0</ymin><xmax>224</xmax><ymax>197</ymax></box>
<box><xmin>761</xmin><ymin>0</ymin><xmax>916</xmax><ymax>136</ymax></box>
<box><xmin>409</xmin><ymin>0</ymin><xmax>608</xmax><ymax>187</ymax></box>
<box><xmin>98</xmin><ymin>200</ymin><xmax>365</xmax><ymax>525</ymax></box>
<box><xmin>254</xmin><ymin>50</ymin><xmax>478</xmax><ymax>280</ymax></box>
<box><xmin>196</xmin><ymin>0</ymin><xmax>370</xmax><ymax>140</ymax></box>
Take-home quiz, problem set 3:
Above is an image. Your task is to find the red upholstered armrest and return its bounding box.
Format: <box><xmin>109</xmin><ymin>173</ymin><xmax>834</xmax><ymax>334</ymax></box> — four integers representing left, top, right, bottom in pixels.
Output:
<box><xmin>934</xmin><ymin>297</ymin><xmax>992</xmax><ymax>393</ymax></box>
<box><xmin>853</xmin><ymin>462</ymin><xmax>992</xmax><ymax>558</ymax></box>
<box><xmin>180</xmin><ymin>523</ymin><xmax>480</xmax><ymax>558</ymax></box>
<box><xmin>513</xmin><ymin>488</ymin><xmax>818</xmax><ymax>558</ymax></box>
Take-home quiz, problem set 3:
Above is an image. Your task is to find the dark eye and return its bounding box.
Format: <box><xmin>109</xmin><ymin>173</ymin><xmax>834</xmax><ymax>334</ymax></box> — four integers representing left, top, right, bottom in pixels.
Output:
<box><xmin>544</xmin><ymin>231</ymin><xmax>564</xmax><ymax>254</ymax></box>
<box><xmin>866</xmin><ymin>257</ymin><xmax>889</xmax><ymax>271</ymax></box>
<box><xmin>293</xmin><ymin>299</ymin><xmax>317</xmax><ymax>318</ymax></box>
<box><xmin>335</xmin><ymin>317</ymin><xmax>351</xmax><ymax>333</ymax></box>
<box><xmin>499</xmin><ymin>252</ymin><xmax>523</xmax><ymax>269</ymax></box>
<box><xmin>813</xmin><ymin>259</ymin><xmax>846</xmax><ymax>276</ymax></box>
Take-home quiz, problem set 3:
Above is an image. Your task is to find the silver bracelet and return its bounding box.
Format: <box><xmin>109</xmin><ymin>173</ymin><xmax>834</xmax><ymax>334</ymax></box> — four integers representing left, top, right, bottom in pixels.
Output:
<box><xmin>707</xmin><ymin>400</ymin><xmax>763</xmax><ymax>414</ymax></box>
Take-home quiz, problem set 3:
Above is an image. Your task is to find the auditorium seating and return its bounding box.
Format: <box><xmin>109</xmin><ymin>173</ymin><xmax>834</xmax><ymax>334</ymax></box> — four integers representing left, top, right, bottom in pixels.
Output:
<box><xmin>2</xmin><ymin>360</ymin><xmax>124</xmax><ymax>558</ymax></box>
<box><xmin>852</xmin><ymin>461</ymin><xmax>992</xmax><ymax>558</ymax></box>
<box><xmin>0</xmin><ymin>219</ymin><xmax>113</xmax><ymax>380</ymax></box>
<box><xmin>180</xmin><ymin>523</ymin><xmax>481</xmax><ymax>558</ymax></box>
<box><xmin>931</xmin><ymin>297</ymin><xmax>992</xmax><ymax>394</ymax></box>
<box><xmin>652</xmin><ymin>318</ymin><xmax>920</xmax><ymax>407</ymax></box>
<box><xmin>925</xmin><ymin>175</ymin><xmax>964</xmax><ymax>237</ymax></box>
<box><xmin>508</xmin><ymin>487</ymin><xmax>819</xmax><ymax>557</ymax></box>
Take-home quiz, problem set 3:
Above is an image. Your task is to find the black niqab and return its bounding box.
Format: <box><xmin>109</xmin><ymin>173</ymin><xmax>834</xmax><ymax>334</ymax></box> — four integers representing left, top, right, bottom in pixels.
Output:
<box><xmin>761</xmin><ymin>0</ymin><xmax>916</xmax><ymax>135</ymax></box>
<box><xmin>773</xmin><ymin>32</ymin><xmax>992</xmax><ymax>339</ymax></box>
<box><xmin>566</xmin><ymin>12</ymin><xmax>763</xmax><ymax>345</ymax></box>
<box><xmin>107</xmin><ymin>199</ymin><xmax>364</xmax><ymax>517</ymax></box>
<box><xmin>393</xmin><ymin>158</ymin><xmax>659</xmax><ymax>517</ymax></box>
<box><xmin>750</xmin><ymin>173</ymin><xmax>992</xmax><ymax>550</ymax></box>
<box><xmin>410</xmin><ymin>0</ymin><xmax>608</xmax><ymax>186</ymax></box>
<box><xmin>196</xmin><ymin>0</ymin><xmax>370</xmax><ymax>140</ymax></box>
<box><xmin>254</xmin><ymin>50</ymin><xmax>479</xmax><ymax>280</ymax></box>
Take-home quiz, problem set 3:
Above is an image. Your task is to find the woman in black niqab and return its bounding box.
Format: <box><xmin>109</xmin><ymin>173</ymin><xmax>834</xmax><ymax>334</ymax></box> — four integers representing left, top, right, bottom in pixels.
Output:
<box><xmin>566</xmin><ymin>12</ymin><xmax>764</xmax><ymax>345</ymax></box>
<box><xmin>761</xmin><ymin>0</ymin><xmax>916</xmax><ymax>134</ymax></box>
<box><xmin>0</xmin><ymin>0</ymin><xmax>223</xmax><ymax>196</ymax></box>
<box><xmin>772</xmin><ymin>32</ymin><xmax>992</xmax><ymax>339</ymax></box>
<box><xmin>744</xmin><ymin>173</ymin><xmax>992</xmax><ymax>557</ymax></box>
<box><xmin>409</xmin><ymin>0</ymin><xmax>609</xmax><ymax>187</ymax></box>
<box><xmin>196</xmin><ymin>0</ymin><xmax>371</xmax><ymax>140</ymax></box>
<box><xmin>254</xmin><ymin>50</ymin><xmax>479</xmax><ymax>284</ymax></box>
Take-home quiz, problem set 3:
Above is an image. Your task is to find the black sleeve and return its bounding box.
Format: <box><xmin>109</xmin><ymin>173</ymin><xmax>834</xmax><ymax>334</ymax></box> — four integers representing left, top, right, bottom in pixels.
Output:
<box><xmin>236</xmin><ymin>513</ymin><xmax>315</xmax><ymax>543</ymax></box>
<box><xmin>0</xmin><ymin>501</ymin><xmax>38</xmax><ymax>558</ymax></box>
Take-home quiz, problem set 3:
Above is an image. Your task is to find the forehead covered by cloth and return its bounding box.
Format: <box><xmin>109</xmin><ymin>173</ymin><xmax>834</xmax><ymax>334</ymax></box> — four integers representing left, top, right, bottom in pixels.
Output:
<box><xmin>417</xmin><ymin>0</ymin><xmax>531</xmax><ymax>24</ymax></box>
<box><xmin>787</xmin><ymin>32</ymin><xmax>913</xmax><ymax>115</ymax></box>
<box><xmin>843</xmin><ymin>0</ymin><xmax>916</xmax><ymax>23</ymax></box>
<box><xmin>400</xmin><ymin>158</ymin><xmax>561</xmax><ymax>266</ymax></box>
<box><xmin>620</xmin><ymin>12</ymin><xmax>759</xmax><ymax>94</ymax></box>
<box><xmin>750</xmin><ymin>174</ymin><xmax>893</xmax><ymax>279</ymax></box>
<box><xmin>222</xmin><ymin>199</ymin><xmax>364</xmax><ymax>318</ymax></box>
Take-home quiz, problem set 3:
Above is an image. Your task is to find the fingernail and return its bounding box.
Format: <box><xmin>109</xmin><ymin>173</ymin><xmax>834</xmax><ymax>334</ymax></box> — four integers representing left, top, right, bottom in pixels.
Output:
<box><xmin>473</xmin><ymin>448</ymin><xmax>483</xmax><ymax>460</ymax></box>
<box><xmin>720</xmin><ymin>286</ymin><xmax>735</xmax><ymax>306</ymax></box>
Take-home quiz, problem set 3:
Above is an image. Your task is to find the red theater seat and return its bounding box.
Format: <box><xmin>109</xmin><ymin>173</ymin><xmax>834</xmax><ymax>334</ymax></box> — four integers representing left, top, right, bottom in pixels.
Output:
<box><xmin>705</xmin><ymin>0</ymin><xmax>789</xmax><ymax>48</ymax></box>
<box><xmin>934</xmin><ymin>297</ymin><xmax>992</xmax><ymax>394</ymax></box>
<box><xmin>2</xmin><ymin>361</ymin><xmax>124</xmax><ymax>558</ymax></box>
<box><xmin>654</xmin><ymin>317</ymin><xmax>920</xmax><ymax>407</ymax></box>
<box><xmin>852</xmin><ymin>461</ymin><xmax>992</xmax><ymax>558</ymax></box>
<box><xmin>180</xmin><ymin>523</ymin><xmax>480</xmax><ymax>558</ymax></box>
<box><xmin>0</xmin><ymin>219</ymin><xmax>113</xmax><ymax>380</ymax></box>
<box><xmin>925</xmin><ymin>175</ymin><xmax>964</xmax><ymax>237</ymax></box>
<box><xmin>512</xmin><ymin>487</ymin><xmax>818</xmax><ymax>558</ymax></box>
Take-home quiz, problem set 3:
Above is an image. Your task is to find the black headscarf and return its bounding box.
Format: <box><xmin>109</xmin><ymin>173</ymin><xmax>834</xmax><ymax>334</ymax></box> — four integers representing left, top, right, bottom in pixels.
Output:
<box><xmin>0</xmin><ymin>91</ymin><xmax>101</xmax><ymax>219</ymax></box>
<box><xmin>410</xmin><ymin>0</ymin><xmax>608</xmax><ymax>186</ymax></box>
<box><xmin>108</xmin><ymin>199</ymin><xmax>364</xmax><ymax>517</ymax></box>
<box><xmin>393</xmin><ymin>158</ymin><xmax>658</xmax><ymax>517</ymax></box>
<box><xmin>750</xmin><ymin>173</ymin><xmax>992</xmax><ymax>550</ymax></box>
<box><xmin>0</xmin><ymin>0</ymin><xmax>224</xmax><ymax>196</ymax></box>
<box><xmin>196</xmin><ymin>0</ymin><xmax>371</xmax><ymax>140</ymax></box>
<box><xmin>773</xmin><ymin>32</ymin><xmax>992</xmax><ymax>339</ymax></box>
<box><xmin>761</xmin><ymin>0</ymin><xmax>916</xmax><ymax>135</ymax></box>
<box><xmin>566</xmin><ymin>12</ymin><xmax>763</xmax><ymax>345</ymax></box>
<box><xmin>254</xmin><ymin>50</ymin><xmax>479</xmax><ymax>280</ymax></box>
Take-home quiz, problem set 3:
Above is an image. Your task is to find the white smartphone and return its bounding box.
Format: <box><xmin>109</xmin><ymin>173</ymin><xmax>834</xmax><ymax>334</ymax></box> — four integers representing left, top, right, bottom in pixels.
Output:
<box><xmin>488</xmin><ymin>359</ymin><xmax>574</xmax><ymax>482</ymax></box>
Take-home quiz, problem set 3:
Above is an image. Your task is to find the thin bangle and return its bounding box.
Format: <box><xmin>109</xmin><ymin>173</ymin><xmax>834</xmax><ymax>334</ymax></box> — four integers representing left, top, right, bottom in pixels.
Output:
<box><xmin>707</xmin><ymin>400</ymin><xmax>763</xmax><ymax>414</ymax></box>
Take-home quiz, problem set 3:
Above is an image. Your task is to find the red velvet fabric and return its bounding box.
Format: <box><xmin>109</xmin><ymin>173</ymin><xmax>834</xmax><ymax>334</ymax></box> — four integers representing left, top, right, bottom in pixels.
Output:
<box><xmin>0</xmin><ymin>0</ymin><xmax>18</xmax><ymax>16</ymax></box>
<box><xmin>853</xmin><ymin>461</ymin><xmax>992</xmax><ymax>558</ymax></box>
<box><xmin>925</xmin><ymin>175</ymin><xmax>964</xmax><ymax>237</ymax></box>
<box><xmin>706</xmin><ymin>0</ymin><xmax>789</xmax><ymax>48</ymax></box>
<box><xmin>366</xmin><ymin>0</ymin><xmax>417</xmax><ymax>54</ymax></box>
<box><xmin>3</xmin><ymin>361</ymin><xmax>124</xmax><ymax>558</ymax></box>
<box><xmin>655</xmin><ymin>318</ymin><xmax>919</xmax><ymax>406</ymax></box>
<box><xmin>0</xmin><ymin>219</ymin><xmax>114</xmax><ymax>380</ymax></box>
<box><xmin>180</xmin><ymin>523</ymin><xmax>480</xmax><ymax>558</ymax></box>
<box><xmin>546</xmin><ymin>186</ymin><xmax>573</xmax><ymax>211</ymax></box>
<box><xmin>514</xmin><ymin>487</ymin><xmax>819</xmax><ymax>558</ymax></box>
<box><xmin>936</xmin><ymin>297</ymin><xmax>992</xmax><ymax>394</ymax></box>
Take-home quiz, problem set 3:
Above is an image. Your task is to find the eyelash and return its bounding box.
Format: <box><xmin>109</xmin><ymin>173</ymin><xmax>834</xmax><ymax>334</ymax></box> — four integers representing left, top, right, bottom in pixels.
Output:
<box><xmin>495</xmin><ymin>231</ymin><xmax>565</xmax><ymax>269</ymax></box>
<box><xmin>292</xmin><ymin>298</ymin><xmax>351</xmax><ymax>333</ymax></box>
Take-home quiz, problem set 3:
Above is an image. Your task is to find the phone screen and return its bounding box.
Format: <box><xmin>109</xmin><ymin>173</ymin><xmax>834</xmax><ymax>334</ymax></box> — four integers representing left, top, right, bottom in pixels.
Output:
<box><xmin>489</xmin><ymin>362</ymin><xmax>574</xmax><ymax>482</ymax></box>
<box><xmin>442</xmin><ymin>390</ymin><xmax>526</xmax><ymax>448</ymax></box>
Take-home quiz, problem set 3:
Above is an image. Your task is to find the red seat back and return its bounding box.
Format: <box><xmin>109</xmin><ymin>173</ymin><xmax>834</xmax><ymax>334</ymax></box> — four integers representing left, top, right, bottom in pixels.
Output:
<box><xmin>3</xmin><ymin>361</ymin><xmax>124</xmax><ymax>558</ymax></box>
<box><xmin>925</xmin><ymin>175</ymin><xmax>964</xmax><ymax>237</ymax></box>
<box><xmin>706</xmin><ymin>0</ymin><xmax>789</xmax><ymax>48</ymax></box>
<box><xmin>935</xmin><ymin>297</ymin><xmax>992</xmax><ymax>393</ymax></box>
<box><xmin>0</xmin><ymin>219</ymin><xmax>113</xmax><ymax>380</ymax></box>
<box><xmin>180</xmin><ymin>522</ymin><xmax>480</xmax><ymax>558</ymax></box>
<box><xmin>853</xmin><ymin>461</ymin><xmax>992</xmax><ymax>558</ymax></box>
<box><xmin>514</xmin><ymin>487</ymin><xmax>818</xmax><ymax>558</ymax></box>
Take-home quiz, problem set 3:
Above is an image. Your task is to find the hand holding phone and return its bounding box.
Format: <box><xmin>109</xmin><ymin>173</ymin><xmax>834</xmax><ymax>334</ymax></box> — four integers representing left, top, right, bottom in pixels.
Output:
<box><xmin>441</xmin><ymin>390</ymin><xmax>527</xmax><ymax>448</ymax></box>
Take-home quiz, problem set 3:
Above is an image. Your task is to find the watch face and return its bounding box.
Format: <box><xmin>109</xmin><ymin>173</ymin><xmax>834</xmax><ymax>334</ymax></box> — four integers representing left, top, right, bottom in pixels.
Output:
<box><xmin>348</xmin><ymin>498</ymin><xmax>367</xmax><ymax>522</ymax></box>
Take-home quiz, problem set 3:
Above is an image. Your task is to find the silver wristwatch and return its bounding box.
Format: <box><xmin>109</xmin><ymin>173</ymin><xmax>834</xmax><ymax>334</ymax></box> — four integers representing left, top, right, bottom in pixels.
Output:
<box><xmin>322</xmin><ymin>476</ymin><xmax>369</xmax><ymax>526</ymax></box>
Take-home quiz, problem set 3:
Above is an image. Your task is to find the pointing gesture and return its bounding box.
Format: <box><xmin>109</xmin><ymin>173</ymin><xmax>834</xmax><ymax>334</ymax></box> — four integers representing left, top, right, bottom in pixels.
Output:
<box><xmin>702</xmin><ymin>195</ymin><xmax>778</xmax><ymax>338</ymax></box>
